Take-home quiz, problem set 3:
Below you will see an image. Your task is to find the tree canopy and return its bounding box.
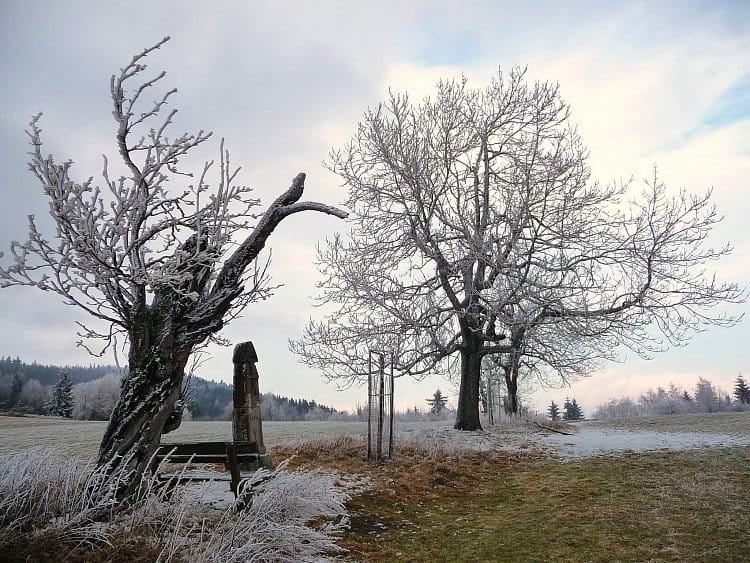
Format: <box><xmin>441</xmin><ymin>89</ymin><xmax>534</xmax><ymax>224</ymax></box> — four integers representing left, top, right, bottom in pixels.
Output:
<box><xmin>292</xmin><ymin>67</ymin><xmax>744</xmax><ymax>430</ymax></box>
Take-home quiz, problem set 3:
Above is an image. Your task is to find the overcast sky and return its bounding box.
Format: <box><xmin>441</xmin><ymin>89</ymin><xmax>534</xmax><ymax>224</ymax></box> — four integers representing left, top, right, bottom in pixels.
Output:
<box><xmin>1</xmin><ymin>1</ymin><xmax>748</xmax><ymax>415</ymax></box>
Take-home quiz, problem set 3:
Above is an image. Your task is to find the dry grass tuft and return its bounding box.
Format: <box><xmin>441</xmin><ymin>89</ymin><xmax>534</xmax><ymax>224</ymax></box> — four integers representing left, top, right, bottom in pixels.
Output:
<box><xmin>0</xmin><ymin>447</ymin><xmax>350</xmax><ymax>562</ymax></box>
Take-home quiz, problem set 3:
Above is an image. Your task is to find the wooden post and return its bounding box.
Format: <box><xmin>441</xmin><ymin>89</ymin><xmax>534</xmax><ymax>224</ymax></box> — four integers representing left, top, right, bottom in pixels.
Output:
<box><xmin>367</xmin><ymin>351</ymin><xmax>373</xmax><ymax>461</ymax></box>
<box><xmin>377</xmin><ymin>353</ymin><xmax>385</xmax><ymax>460</ymax></box>
<box><xmin>232</xmin><ymin>341</ymin><xmax>266</xmax><ymax>454</ymax></box>
<box><xmin>388</xmin><ymin>354</ymin><xmax>394</xmax><ymax>459</ymax></box>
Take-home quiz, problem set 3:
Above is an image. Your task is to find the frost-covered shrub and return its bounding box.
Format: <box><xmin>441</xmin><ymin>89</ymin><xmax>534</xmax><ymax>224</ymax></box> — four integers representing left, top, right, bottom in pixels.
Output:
<box><xmin>0</xmin><ymin>448</ymin><xmax>112</xmax><ymax>552</ymax></box>
<box><xmin>594</xmin><ymin>378</ymin><xmax>739</xmax><ymax>419</ymax></box>
<box><xmin>594</xmin><ymin>397</ymin><xmax>642</xmax><ymax>419</ymax></box>
<box><xmin>0</xmin><ymin>448</ymin><xmax>349</xmax><ymax>562</ymax></box>
<box><xmin>192</xmin><ymin>466</ymin><xmax>349</xmax><ymax>561</ymax></box>
<box><xmin>638</xmin><ymin>386</ymin><xmax>693</xmax><ymax>416</ymax></box>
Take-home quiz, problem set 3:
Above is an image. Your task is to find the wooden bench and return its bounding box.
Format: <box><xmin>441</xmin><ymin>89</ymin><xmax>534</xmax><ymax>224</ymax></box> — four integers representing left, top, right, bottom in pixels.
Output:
<box><xmin>151</xmin><ymin>441</ymin><xmax>272</xmax><ymax>496</ymax></box>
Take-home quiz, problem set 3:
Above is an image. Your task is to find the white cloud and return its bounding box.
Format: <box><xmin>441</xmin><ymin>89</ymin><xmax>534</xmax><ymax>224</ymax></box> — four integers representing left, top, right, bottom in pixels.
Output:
<box><xmin>0</xmin><ymin>1</ymin><xmax>748</xmax><ymax>413</ymax></box>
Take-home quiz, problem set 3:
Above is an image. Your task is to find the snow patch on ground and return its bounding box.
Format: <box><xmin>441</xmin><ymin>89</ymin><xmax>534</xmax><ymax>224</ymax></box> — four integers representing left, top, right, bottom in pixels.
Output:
<box><xmin>532</xmin><ymin>424</ymin><xmax>750</xmax><ymax>459</ymax></box>
<box><xmin>390</xmin><ymin>420</ymin><xmax>750</xmax><ymax>459</ymax></box>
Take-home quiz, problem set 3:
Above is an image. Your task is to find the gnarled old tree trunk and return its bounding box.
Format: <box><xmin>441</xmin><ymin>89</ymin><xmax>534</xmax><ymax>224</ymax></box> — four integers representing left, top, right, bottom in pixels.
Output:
<box><xmin>94</xmin><ymin>174</ymin><xmax>346</xmax><ymax>502</ymax></box>
<box><xmin>96</xmin><ymin>312</ymin><xmax>191</xmax><ymax>500</ymax></box>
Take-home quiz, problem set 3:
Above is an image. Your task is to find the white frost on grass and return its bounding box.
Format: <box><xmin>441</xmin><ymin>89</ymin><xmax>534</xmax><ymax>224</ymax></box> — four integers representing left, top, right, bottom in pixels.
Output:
<box><xmin>529</xmin><ymin>423</ymin><xmax>750</xmax><ymax>460</ymax></box>
<box><xmin>0</xmin><ymin>448</ymin><xmax>351</xmax><ymax>562</ymax></box>
<box><xmin>366</xmin><ymin>419</ymin><xmax>750</xmax><ymax>460</ymax></box>
<box><xmin>2</xmin><ymin>416</ymin><xmax>748</xmax><ymax>464</ymax></box>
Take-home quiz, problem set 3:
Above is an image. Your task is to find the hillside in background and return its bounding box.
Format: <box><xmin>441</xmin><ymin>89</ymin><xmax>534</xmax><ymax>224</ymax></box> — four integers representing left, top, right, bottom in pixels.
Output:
<box><xmin>0</xmin><ymin>357</ymin><xmax>341</xmax><ymax>421</ymax></box>
<box><xmin>0</xmin><ymin>356</ymin><xmax>114</xmax><ymax>386</ymax></box>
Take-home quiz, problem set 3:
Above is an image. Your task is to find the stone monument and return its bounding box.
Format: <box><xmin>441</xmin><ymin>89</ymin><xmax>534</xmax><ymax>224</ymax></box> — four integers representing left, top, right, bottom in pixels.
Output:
<box><xmin>232</xmin><ymin>341</ymin><xmax>272</xmax><ymax>468</ymax></box>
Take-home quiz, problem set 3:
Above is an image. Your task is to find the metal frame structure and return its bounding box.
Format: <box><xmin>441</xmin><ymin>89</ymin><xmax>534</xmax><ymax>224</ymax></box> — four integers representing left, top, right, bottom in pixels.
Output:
<box><xmin>367</xmin><ymin>350</ymin><xmax>394</xmax><ymax>460</ymax></box>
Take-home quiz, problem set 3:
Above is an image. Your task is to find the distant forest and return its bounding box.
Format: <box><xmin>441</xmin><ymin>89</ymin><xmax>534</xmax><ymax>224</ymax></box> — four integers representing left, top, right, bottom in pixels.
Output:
<box><xmin>0</xmin><ymin>357</ymin><xmax>340</xmax><ymax>421</ymax></box>
<box><xmin>0</xmin><ymin>356</ymin><xmax>113</xmax><ymax>386</ymax></box>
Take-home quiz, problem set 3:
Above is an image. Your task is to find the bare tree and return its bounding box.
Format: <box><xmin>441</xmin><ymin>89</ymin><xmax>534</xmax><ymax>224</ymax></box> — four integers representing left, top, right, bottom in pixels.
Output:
<box><xmin>291</xmin><ymin>68</ymin><xmax>744</xmax><ymax>431</ymax></box>
<box><xmin>0</xmin><ymin>38</ymin><xmax>346</xmax><ymax>500</ymax></box>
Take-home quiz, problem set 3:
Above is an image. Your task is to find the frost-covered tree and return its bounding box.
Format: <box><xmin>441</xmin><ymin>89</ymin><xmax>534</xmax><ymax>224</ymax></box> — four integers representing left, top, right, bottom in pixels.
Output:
<box><xmin>426</xmin><ymin>389</ymin><xmax>448</xmax><ymax>416</ymax></box>
<box><xmin>694</xmin><ymin>378</ymin><xmax>727</xmax><ymax>413</ymax></box>
<box><xmin>48</xmin><ymin>372</ymin><xmax>74</xmax><ymax>418</ymax></box>
<box><xmin>19</xmin><ymin>379</ymin><xmax>49</xmax><ymax>413</ymax></box>
<box><xmin>638</xmin><ymin>385</ymin><xmax>692</xmax><ymax>415</ymax></box>
<box><xmin>72</xmin><ymin>373</ymin><xmax>122</xmax><ymax>420</ymax></box>
<box><xmin>291</xmin><ymin>67</ymin><xmax>744</xmax><ymax>431</ymax></box>
<box><xmin>0</xmin><ymin>39</ymin><xmax>345</xmax><ymax>500</ymax></box>
<box><xmin>548</xmin><ymin>400</ymin><xmax>560</xmax><ymax>421</ymax></box>
<box><xmin>594</xmin><ymin>396</ymin><xmax>641</xmax><ymax>419</ymax></box>
<box><xmin>734</xmin><ymin>375</ymin><xmax>750</xmax><ymax>404</ymax></box>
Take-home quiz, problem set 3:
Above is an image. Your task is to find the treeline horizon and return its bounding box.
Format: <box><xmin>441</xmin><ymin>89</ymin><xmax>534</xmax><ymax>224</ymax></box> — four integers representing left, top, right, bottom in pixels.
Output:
<box><xmin>0</xmin><ymin>356</ymin><xmax>343</xmax><ymax>421</ymax></box>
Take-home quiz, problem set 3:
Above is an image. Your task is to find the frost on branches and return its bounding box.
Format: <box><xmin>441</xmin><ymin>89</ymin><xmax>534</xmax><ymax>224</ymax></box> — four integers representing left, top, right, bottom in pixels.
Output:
<box><xmin>0</xmin><ymin>37</ymin><xmax>346</xmax><ymax>501</ymax></box>
<box><xmin>291</xmin><ymin>67</ymin><xmax>744</xmax><ymax>431</ymax></box>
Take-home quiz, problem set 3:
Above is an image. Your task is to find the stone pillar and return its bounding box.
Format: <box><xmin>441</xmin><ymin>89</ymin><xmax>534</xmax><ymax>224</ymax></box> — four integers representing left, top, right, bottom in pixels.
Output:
<box><xmin>232</xmin><ymin>341</ymin><xmax>266</xmax><ymax>454</ymax></box>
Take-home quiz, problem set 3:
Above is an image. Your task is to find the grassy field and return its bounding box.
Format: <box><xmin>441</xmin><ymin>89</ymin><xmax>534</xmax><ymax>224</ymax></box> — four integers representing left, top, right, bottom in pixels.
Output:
<box><xmin>278</xmin><ymin>413</ymin><xmax>750</xmax><ymax>561</ymax></box>
<box><xmin>0</xmin><ymin>416</ymin><xmax>370</xmax><ymax>458</ymax></box>
<box><xmin>591</xmin><ymin>410</ymin><xmax>750</xmax><ymax>435</ymax></box>
<box><xmin>315</xmin><ymin>445</ymin><xmax>750</xmax><ymax>561</ymax></box>
<box><xmin>2</xmin><ymin>413</ymin><xmax>749</xmax><ymax>561</ymax></box>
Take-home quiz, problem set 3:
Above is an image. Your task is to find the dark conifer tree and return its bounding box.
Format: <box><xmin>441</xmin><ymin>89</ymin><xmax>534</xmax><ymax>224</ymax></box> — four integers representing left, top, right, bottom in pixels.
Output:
<box><xmin>9</xmin><ymin>373</ymin><xmax>23</xmax><ymax>408</ymax></box>
<box><xmin>562</xmin><ymin>398</ymin><xmax>572</xmax><ymax>420</ymax></box>
<box><xmin>426</xmin><ymin>389</ymin><xmax>449</xmax><ymax>416</ymax></box>
<box><xmin>734</xmin><ymin>375</ymin><xmax>750</xmax><ymax>404</ymax></box>
<box><xmin>548</xmin><ymin>400</ymin><xmax>561</xmax><ymax>421</ymax></box>
<box><xmin>48</xmin><ymin>372</ymin><xmax>74</xmax><ymax>418</ymax></box>
<box><xmin>570</xmin><ymin>398</ymin><xmax>584</xmax><ymax>420</ymax></box>
<box><xmin>563</xmin><ymin>397</ymin><xmax>584</xmax><ymax>420</ymax></box>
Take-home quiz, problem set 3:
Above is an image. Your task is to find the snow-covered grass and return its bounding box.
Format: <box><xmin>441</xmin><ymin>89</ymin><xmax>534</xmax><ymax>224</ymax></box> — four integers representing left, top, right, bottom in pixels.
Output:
<box><xmin>591</xmin><ymin>410</ymin><xmax>750</xmax><ymax>435</ymax></box>
<box><xmin>0</xmin><ymin>416</ymin><xmax>370</xmax><ymax>459</ymax></box>
<box><xmin>532</xmin><ymin>423</ymin><xmax>750</xmax><ymax>459</ymax></box>
<box><xmin>0</xmin><ymin>447</ymin><xmax>350</xmax><ymax>562</ymax></box>
<box><xmin>2</xmin><ymin>412</ymin><xmax>749</xmax><ymax>461</ymax></box>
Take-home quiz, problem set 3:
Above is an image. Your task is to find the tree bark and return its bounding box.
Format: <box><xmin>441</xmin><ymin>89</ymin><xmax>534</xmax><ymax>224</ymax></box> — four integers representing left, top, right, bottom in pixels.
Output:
<box><xmin>454</xmin><ymin>332</ymin><xmax>483</xmax><ymax>431</ymax></box>
<box><xmin>95</xmin><ymin>302</ymin><xmax>190</xmax><ymax>502</ymax></box>
<box><xmin>503</xmin><ymin>362</ymin><xmax>519</xmax><ymax>415</ymax></box>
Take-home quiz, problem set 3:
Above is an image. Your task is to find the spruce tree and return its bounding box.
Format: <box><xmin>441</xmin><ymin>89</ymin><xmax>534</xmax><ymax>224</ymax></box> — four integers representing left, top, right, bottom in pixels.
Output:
<box><xmin>734</xmin><ymin>375</ymin><xmax>750</xmax><ymax>404</ymax></box>
<box><xmin>48</xmin><ymin>372</ymin><xmax>74</xmax><ymax>418</ymax></box>
<box><xmin>563</xmin><ymin>397</ymin><xmax>584</xmax><ymax>420</ymax></box>
<box><xmin>9</xmin><ymin>373</ymin><xmax>23</xmax><ymax>408</ymax></box>
<box><xmin>570</xmin><ymin>398</ymin><xmax>584</xmax><ymax>420</ymax></box>
<box><xmin>426</xmin><ymin>389</ymin><xmax>448</xmax><ymax>416</ymax></box>
<box><xmin>548</xmin><ymin>400</ymin><xmax>560</xmax><ymax>421</ymax></box>
<box><xmin>562</xmin><ymin>397</ymin><xmax>573</xmax><ymax>420</ymax></box>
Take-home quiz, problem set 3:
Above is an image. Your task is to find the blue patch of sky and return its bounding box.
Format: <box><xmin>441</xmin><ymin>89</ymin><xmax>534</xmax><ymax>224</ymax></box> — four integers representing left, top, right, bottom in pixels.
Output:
<box><xmin>664</xmin><ymin>75</ymin><xmax>750</xmax><ymax>152</ymax></box>
<box><xmin>701</xmin><ymin>75</ymin><xmax>750</xmax><ymax>129</ymax></box>
<box><xmin>413</xmin><ymin>9</ymin><xmax>480</xmax><ymax>66</ymax></box>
